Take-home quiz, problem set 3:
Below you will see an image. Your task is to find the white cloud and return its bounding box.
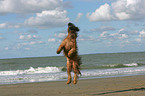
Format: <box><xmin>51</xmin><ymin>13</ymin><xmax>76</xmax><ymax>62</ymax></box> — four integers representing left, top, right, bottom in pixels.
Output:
<box><xmin>0</xmin><ymin>23</ymin><xmax>20</xmax><ymax>29</ymax></box>
<box><xmin>139</xmin><ymin>30</ymin><xmax>145</xmax><ymax>38</ymax></box>
<box><xmin>110</xmin><ymin>33</ymin><xmax>128</xmax><ymax>39</ymax></box>
<box><xmin>24</xmin><ymin>48</ymin><xmax>30</xmax><ymax>50</ymax></box>
<box><xmin>112</xmin><ymin>0</ymin><xmax>145</xmax><ymax>20</ymax></box>
<box><xmin>75</xmin><ymin>13</ymin><xmax>83</xmax><ymax>22</ymax></box>
<box><xmin>0</xmin><ymin>0</ymin><xmax>64</xmax><ymax>15</ymax></box>
<box><xmin>13</xmin><ymin>40</ymin><xmax>44</xmax><ymax>50</ymax></box>
<box><xmin>87</xmin><ymin>0</ymin><xmax>145</xmax><ymax>21</ymax></box>
<box><xmin>98</xmin><ymin>29</ymin><xmax>129</xmax><ymax>43</ymax></box>
<box><xmin>5</xmin><ymin>47</ymin><xmax>9</xmax><ymax>50</ymax></box>
<box><xmin>0</xmin><ymin>37</ymin><xmax>4</xmax><ymax>40</ymax></box>
<box><xmin>28</xmin><ymin>29</ymin><xmax>38</xmax><ymax>33</ymax></box>
<box><xmin>78</xmin><ymin>35</ymin><xmax>98</xmax><ymax>42</ymax></box>
<box><xmin>136</xmin><ymin>29</ymin><xmax>145</xmax><ymax>42</ymax></box>
<box><xmin>87</xmin><ymin>3</ymin><xmax>114</xmax><ymax>21</ymax></box>
<box><xmin>24</xmin><ymin>9</ymin><xmax>70</xmax><ymax>29</ymax></box>
<box><xmin>48</xmin><ymin>38</ymin><xmax>56</xmax><ymax>42</ymax></box>
<box><xmin>136</xmin><ymin>38</ymin><xmax>141</xmax><ymax>42</ymax></box>
<box><xmin>0</xmin><ymin>23</ymin><xmax>6</xmax><ymax>28</ymax></box>
<box><xmin>131</xmin><ymin>30</ymin><xmax>139</xmax><ymax>35</ymax></box>
<box><xmin>19</xmin><ymin>35</ymin><xmax>25</xmax><ymax>39</ymax></box>
<box><xmin>120</xmin><ymin>34</ymin><xmax>128</xmax><ymax>39</ymax></box>
<box><xmin>118</xmin><ymin>28</ymin><xmax>140</xmax><ymax>35</ymax></box>
<box><xmin>29</xmin><ymin>41</ymin><xmax>36</xmax><ymax>45</ymax></box>
<box><xmin>19</xmin><ymin>35</ymin><xmax>40</xmax><ymax>40</ymax></box>
<box><xmin>0</xmin><ymin>0</ymin><xmax>70</xmax><ymax>29</ymax></box>
<box><xmin>91</xmin><ymin>26</ymin><xmax>116</xmax><ymax>32</ymax></box>
<box><xmin>99</xmin><ymin>31</ymin><xmax>109</xmax><ymax>38</ymax></box>
<box><xmin>55</xmin><ymin>33</ymin><xmax>66</xmax><ymax>39</ymax></box>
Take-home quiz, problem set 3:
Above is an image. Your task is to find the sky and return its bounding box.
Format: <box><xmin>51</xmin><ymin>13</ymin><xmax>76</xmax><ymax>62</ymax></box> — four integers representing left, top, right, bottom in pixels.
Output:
<box><xmin>0</xmin><ymin>0</ymin><xmax>145</xmax><ymax>59</ymax></box>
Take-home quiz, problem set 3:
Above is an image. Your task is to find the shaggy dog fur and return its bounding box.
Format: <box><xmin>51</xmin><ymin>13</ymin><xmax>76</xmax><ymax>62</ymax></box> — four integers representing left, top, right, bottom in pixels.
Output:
<box><xmin>56</xmin><ymin>23</ymin><xmax>81</xmax><ymax>84</ymax></box>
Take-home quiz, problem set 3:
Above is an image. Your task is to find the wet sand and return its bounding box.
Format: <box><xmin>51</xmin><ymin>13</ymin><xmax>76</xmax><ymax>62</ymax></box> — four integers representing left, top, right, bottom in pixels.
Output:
<box><xmin>0</xmin><ymin>75</ymin><xmax>145</xmax><ymax>96</ymax></box>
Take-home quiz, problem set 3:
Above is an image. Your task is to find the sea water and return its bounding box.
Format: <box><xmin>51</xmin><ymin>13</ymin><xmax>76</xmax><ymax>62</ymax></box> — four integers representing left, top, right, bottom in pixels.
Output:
<box><xmin>0</xmin><ymin>52</ymin><xmax>145</xmax><ymax>84</ymax></box>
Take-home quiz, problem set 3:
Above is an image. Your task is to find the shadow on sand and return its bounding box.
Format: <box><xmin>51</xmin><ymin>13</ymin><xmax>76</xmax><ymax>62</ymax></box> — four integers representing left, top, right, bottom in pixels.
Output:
<box><xmin>93</xmin><ymin>87</ymin><xmax>145</xmax><ymax>95</ymax></box>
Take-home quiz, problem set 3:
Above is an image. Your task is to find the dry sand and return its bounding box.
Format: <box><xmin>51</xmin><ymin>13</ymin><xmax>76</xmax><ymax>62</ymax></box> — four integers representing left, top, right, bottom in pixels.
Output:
<box><xmin>0</xmin><ymin>75</ymin><xmax>145</xmax><ymax>96</ymax></box>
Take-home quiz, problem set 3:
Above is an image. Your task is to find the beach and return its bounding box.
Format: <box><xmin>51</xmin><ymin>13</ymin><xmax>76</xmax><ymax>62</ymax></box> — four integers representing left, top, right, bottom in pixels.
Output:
<box><xmin>1</xmin><ymin>52</ymin><xmax>145</xmax><ymax>96</ymax></box>
<box><xmin>0</xmin><ymin>75</ymin><xmax>145</xmax><ymax>96</ymax></box>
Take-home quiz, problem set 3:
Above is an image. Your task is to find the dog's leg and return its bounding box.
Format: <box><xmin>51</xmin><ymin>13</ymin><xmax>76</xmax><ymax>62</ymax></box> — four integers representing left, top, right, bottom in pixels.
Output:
<box><xmin>73</xmin><ymin>72</ymin><xmax>78</xmax><ymax>84</ymax></box>
<box><xmin>67</xmin><ymin>71</ymin><xmax>71</xmax><ymax>84</ymax></box>
<box><xmin>68</xmin><ymin>48</ymin><xmax>75</xmax><ymax>57</ymax></box>
<box><xmin>73</xmin><ymin>61</ymin><xmax>78</xmax><ymax>84</ymax></box>
<box><xmin>67</xmin><ymin>59</ymin><xmax>72</xmax><ymax>84</ymax></box>
<box><xmin>56</xmin><ymin>41</ymin><xmax>65</xmax><ymax>54</ymax></box>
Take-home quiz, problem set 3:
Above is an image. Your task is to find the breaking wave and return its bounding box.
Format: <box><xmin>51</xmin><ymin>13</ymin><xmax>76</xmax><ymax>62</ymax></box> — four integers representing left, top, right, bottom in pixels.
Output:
<box><xmin>0</xmin><ymin>66</ymin><xmax>64</xmax><ymax>76</ymax></box>
<box><xmin>82</xmin><ymin>63</ymin><xmax>143</xmax><ymax>70</ymax></box>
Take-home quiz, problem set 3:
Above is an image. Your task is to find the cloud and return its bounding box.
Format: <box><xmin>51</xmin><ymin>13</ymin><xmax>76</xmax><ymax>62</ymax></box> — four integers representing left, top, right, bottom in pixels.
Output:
<box><xmin>75</xmin><ymin>13</ymin><xmax>83</xmax><ymax>22</ymax></box>
<box><xmin>0</xmin><ymin>0</ymin><xmax>64</xmax><ymax>15</ymax></box>
<box><xmin>24</xmin><ymin>48</ymin><xmax>30</xmax><ymax>50</ymax></box>
<box><xmin>21</xmin><ymin>41</ymin><xmax>44</xmax><ymax>45</ymax></box>
<box><xmin>48</xmin><ymin>38</ymin><xmax>56</xmax><ymax>42</ymax></box>
<box><xmin>110</xmin><ymin>33</ymin><xmax>128</xmax><ymax>39</ymax></box>
<box><xmin>29</xmin><ymin>41</ymin><xmax>44</xmax><ymax>45</ymax></box>
<box><xmin>87</xmin><ymin>0</ymin><xmax>145</xmax><ymax>21</ymax></box>
<box><xmin>97</xmin><ymin>30</ymin><xmax>130</xmax><ymax>47</ymax></box>
<box><xmin>0</xmin><ymin>23</ymin><xmax>20</xmax><ymax>29</ymax></box>
<box><xmin>62</xmin><ymin>1</ymin><xmax>73</xmax><ymax>8</ymax></box>
<box><xmin>0</xmin><ymin>33</ymin><xmax>5</xmax><ymax>40</ymax></box>
<box><xmin>91</xmin><ymin>26</ymin><xmax>116</xmax><ymax>32</ymax></box>
<box><xmin>112</xmin><ymin>0</ymin><xmax>145</xmax><ymax>20</ymax></box>
<box><xmin>99</xmin><ymin>30</ymin><xmax>129</xmax><ymax>42</ymax></box>
<box><xmin>136</xmin><ymin>29</ymin><xmax>145</xmax><ymax>42</ymax></box>
<box><xmin>139</xmin><ymin>30</ymin><xmax>145</xmax><ymax>38</ymax></box>
<box><xmin>19</xmin><ymin>34</ymin><xmax>40</xmax><ymax>40</ymax></box>
<box><xmin>54</xmin><ymin>32</ymin><xmax>67</xmax><ymax>39</ymax></box>
<box><xmin>78</xmin><ymin>35</ymin><xmax>98</xmax><ymax>42</ymax></box>
<box><xmin>24</xmin><ymin>9</ymin><xmax>70</xmax><ymax>29</ymax></box>
<box><xmin>78</xmin><ymin>27</ymin><xmax>129</xmax><ymax>43</ymax></box>
<box><xmin>87</xmin><ymin>3</ymin><xmax>114</xmax><ymax>21</ymax></box>
<box><xmin>135</xmin><ymin>29</ymin><xmax>145</xmax><ymax>43</ymax></box>
<box><xmin>4</xmin><ymin>47</ymin><xmax>9</xmax><ymax>50</ymax></box>
<box><xmin>0</xmin><ymin>0</ymin><xmax>71</xmax><ymax>29</ymax></box>
<box><xmin>13</xmin><ymin>40</ymin><xmax>44</xmax><ymax>50</ymax></box>
<box><xmin>0</xmin><ymin>36</ymin><xmax>4</xmax><ymax>40</ymax></box>
<box><xmin>99</xmin><ymin>31</ymin><xmax>109</xmax><ymax>38</ymax></box>
<box><xmin>28</xmin><ymin>29</ymin><xmax>38</xmax><ymax>33</ymax></box>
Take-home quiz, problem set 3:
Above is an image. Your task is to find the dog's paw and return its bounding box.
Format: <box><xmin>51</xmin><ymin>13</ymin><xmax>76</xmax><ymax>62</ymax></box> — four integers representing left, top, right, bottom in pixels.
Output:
<box><xmin>66</xmin><ymin>80</ymin><xmax>71</xmax><ymax>84</ymax></box>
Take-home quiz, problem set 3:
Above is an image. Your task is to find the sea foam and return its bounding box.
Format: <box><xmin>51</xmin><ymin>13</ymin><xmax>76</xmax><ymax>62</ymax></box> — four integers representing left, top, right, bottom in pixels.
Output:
<box><xmin>0</xmin><ymin>66</ymin><xmax>63</xmax><ymax>76</ymax></box>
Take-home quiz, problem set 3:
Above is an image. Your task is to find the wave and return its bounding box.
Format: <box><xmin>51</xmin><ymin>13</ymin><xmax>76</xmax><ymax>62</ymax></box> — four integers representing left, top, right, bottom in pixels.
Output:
<box><xmin>81</xmin><ymin>66</ymin><xmax>145</xmax><ymax>78</ymax></box>
<box><xmin>1</xmin><ymin>65</ymin><xmax>145</xmax><ymax>85</ymax></box>
<box><xmin>0</xmin><ymin>63</ymin><xmax>143</xmax><ymax>76</ymax></box>
<box><xmin>0</xmin><ymin>66</ymin><xmax>64</xmax><ymax>76</ymax></box>
<box><xmin>82</xmin><ymin>63</ymin><xmax>144</xmax><ymax>70</ymax></box>
<box><xmin>106</xmin><ymin>63</ymin><xmax>138</xmax><ymax>68</ymax></box>
<box><xmin>1</xmin><ymin>63</ymin><xmax>145</xmax><ymax>84</ymax></box>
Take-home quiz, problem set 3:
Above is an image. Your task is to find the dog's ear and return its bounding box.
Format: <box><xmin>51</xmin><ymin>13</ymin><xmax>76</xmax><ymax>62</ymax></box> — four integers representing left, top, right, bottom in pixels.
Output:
<box><xmin>75</xmin><ymin>26</ymin><xmax>80</xmax><ymax>31</ymax></box>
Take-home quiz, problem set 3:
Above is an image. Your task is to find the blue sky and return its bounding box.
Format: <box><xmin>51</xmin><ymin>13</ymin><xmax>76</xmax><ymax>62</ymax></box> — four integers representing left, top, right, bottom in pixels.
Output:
<box><xmin>0</xmin><ymin>0</ymin><xmax>145</xmax><ymax>59</ymax></box>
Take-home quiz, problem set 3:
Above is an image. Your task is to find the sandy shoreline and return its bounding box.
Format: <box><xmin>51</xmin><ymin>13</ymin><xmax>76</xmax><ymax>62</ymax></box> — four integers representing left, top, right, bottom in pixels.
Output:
<box><xmin>0</xmin><ymin>75</ymin><xmax>145</xmax><ymax>96</ymax></box>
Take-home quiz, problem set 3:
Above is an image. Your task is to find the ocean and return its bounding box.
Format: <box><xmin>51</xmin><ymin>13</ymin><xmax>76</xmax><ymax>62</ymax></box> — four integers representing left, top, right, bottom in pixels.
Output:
<box><xmin>0</xmin><ymin>52</ymin><xmax>145</xmax><ymax>85</ymax></box>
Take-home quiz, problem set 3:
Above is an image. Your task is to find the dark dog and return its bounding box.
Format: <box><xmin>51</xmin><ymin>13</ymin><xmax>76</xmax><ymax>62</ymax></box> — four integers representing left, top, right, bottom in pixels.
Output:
<box><xmin>56</xmin><ymin>23</ymin><xmax>81</xmax><ymax>84</ymax></box>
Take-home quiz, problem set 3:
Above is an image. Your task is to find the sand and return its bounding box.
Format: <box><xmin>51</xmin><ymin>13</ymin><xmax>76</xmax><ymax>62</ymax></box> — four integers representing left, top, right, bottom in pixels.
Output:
<box><xmin>0</xmin><ymin>75</ymin><xmax>145</xmax><ymax>96</ymax></box>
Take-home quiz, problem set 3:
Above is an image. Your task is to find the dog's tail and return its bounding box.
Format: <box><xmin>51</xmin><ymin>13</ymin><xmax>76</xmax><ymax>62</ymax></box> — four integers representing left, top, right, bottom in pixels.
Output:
<box><xmin>76</xmin><ymin>55</ymin><xmax>82</xmax><ymax>75</ymax></box>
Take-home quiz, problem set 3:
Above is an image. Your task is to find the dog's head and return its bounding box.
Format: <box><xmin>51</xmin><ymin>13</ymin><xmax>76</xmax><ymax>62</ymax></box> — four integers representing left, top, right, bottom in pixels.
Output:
<box><xmin>68</xmin><ymin>22</ymin><xmax>79</xmax><ymax>32</ymax></box>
